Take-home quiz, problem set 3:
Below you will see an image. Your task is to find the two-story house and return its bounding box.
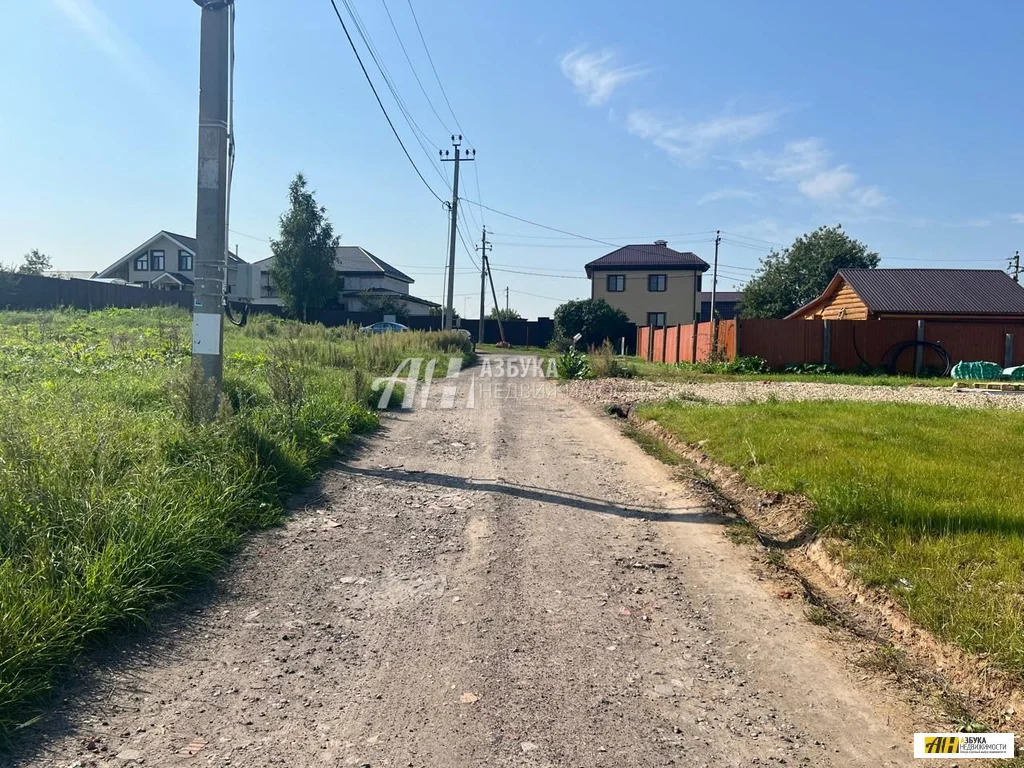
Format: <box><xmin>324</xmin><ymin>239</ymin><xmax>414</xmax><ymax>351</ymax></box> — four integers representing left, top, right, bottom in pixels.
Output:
<box><xmin>585</xmin><ymin>240</ymin><xmax>710</xmax><ymax>327</ymax></box>
<box><xmin>95</xmin><ymin>231</ymin><xmax>244</xmax><ymax>295</ymax></box>
<box><xmin>244</xmin><ymin>245</ymin><xmax>440</xmax><ymax>315</ymax></box>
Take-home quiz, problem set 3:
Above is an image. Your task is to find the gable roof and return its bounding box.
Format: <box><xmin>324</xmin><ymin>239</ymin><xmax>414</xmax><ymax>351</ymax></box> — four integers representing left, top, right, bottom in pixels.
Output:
<box><xmin>334</xmin><ymin>246</ymin><xmax>414</xmax><ymax>283</ymax></box>
<box><xmin>97</xmin><ymin>230</ymin><xmax>242</xmax><ymax>278</ymax></box>
<box><xmin>341</xmin><ymin>286</ymin><xmax>439</xmax><ymax>307</ymax></box>
<box><xmin>789</xmin><ymin>268</ymin><xmax>1024</xmax><ymax>318</ymax></box>
<box><xmin>699</xmin><ymin>291</ymin><xmax>744</xmax><ymax>304</ymax></box>
<box><xmin>151</xmin><ymin>272</ymin><xmax>195</xmax><ymax>287</ymax></box>
<box><xmin>585</xmin><ymin>243</ymin><xmax>709</xmax><ymax>276</ymax></box>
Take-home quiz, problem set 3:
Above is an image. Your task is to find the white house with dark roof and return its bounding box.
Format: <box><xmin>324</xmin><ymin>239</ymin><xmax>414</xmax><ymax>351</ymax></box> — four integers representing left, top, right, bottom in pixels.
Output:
<box><xmin>95</xmin><ymin>231</ymin><xmax>245</xmax><ymax>296</ymax></box>
<box><xmin>243</xmin><ymin>245</ymin><xmax>440</xmax><ymax>315</ymax></box>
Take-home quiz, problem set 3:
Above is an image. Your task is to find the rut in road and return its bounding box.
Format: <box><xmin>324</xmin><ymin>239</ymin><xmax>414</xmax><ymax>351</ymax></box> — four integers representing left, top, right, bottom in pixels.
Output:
<box><xmin>15</xmin><ymin>354</ymin><xmax>921</xmax><ymax>767</ymax></box>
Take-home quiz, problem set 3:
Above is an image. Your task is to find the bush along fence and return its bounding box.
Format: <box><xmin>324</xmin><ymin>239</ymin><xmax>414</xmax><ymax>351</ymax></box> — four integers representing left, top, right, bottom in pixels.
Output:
<box><xmin>638</xmin><ymin>317</ymin><xmax>1024</xmax><ymax>374</ymax></box>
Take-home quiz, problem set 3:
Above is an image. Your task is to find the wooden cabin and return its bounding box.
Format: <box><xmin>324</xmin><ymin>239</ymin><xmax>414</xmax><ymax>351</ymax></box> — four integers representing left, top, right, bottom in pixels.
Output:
<box><xmin>787</xmin><ymin>268</ymin><xmax>1024</xmax><ymax>322</ymax></box>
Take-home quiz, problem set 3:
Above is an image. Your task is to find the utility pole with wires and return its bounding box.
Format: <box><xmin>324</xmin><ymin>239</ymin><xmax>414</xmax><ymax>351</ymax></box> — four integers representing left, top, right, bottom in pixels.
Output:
<box><xmin>709</xmin><ymin>230</ymin><xmax>721</xmax><ymax>323</ymax></box>
<box><xmin>505</xmin><ymin>286</ymin><xmax>509</xmax><ymax>313</ymax></box>
<box><xmin>486</xmin><ymin>249</ymin><xmax>506</xmax><ymax>345</ymax></box>
<box><xmin>191</xmin><ymin>0</ymin><xmax>234</xmax><ymax>411</ymax></box>
<box><xmin>476</xmin><ymin>227</ymin><xmax>491</xmax><ymax>344</ymax></box>
<box><xmin>709</xmin><ymin>230</ymin><xmax>722</xmax><ymax>359</ymax></box>
<box><xmin>440</xmin><ymin>135</ymin><xmax>475</xmax><ymax>329</ymax></box>
<box><xmin>1011</xmin><ymin>250</ymin><xmax>1021</xmax><ymax>283</ymax></box>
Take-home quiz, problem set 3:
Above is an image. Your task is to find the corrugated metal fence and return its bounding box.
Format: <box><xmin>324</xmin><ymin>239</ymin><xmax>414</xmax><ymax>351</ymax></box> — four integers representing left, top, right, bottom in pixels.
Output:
<box><xmin>638</xmin><ymin>318</ymin><xmax>1024</xmax><ymax>372</ymax></box>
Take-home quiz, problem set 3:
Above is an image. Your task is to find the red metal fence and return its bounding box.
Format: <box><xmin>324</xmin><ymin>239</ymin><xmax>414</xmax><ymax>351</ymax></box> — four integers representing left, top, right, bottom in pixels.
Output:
<box><xmin>637</xmin><ymin>318</ymin><xmax>1024</xmax><ymax>372</ymax></box>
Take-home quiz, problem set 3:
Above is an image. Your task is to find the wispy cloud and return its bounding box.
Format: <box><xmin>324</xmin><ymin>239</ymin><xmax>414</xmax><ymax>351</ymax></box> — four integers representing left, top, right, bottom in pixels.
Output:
<box><xmin>697</xmin><ymin>188</ymin><xmax>757</xmax><ymax>205</ymax></box>
<box><xmin>1012</xmin><ymin>213</ymin><xmax>1024</xmax><ymax>225</ymax></box>
<box><xmin>739</xmin><ymin>138</ymin><xmax>886</xmax><ymax>209</ymax></box>
<box><xmin>626</xmin><ymin>108</ymin><xmax>784</xmax><ymax>166</ymax></box>
<box><xmin>53</xmin><ymin>0</ymin><xmax>161</xmax><ymax>91</ymax></box>
<box><xmin>560</xmin><ymin>48</ymin><xmax>648</xmax><ymax>106</ymax></box>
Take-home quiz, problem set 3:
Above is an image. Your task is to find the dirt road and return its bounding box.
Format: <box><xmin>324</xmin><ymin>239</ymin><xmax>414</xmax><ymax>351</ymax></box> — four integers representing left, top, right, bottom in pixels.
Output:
<box><xmin>16</xmin><ymin>354</ymin><xmax>922</xmax><ymax>767</ymax></box>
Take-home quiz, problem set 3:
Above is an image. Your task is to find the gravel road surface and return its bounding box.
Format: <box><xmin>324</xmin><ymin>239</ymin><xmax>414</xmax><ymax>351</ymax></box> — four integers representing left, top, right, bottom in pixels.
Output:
<box><xmin>14</xmin><ymin>355</ymin><xmax>923</xmax><ymax>767</ymax></box>
<box><xmin>563</xmin><ymin>377</ymin><xmax>1024</xmax><ymax>410</ymax></box>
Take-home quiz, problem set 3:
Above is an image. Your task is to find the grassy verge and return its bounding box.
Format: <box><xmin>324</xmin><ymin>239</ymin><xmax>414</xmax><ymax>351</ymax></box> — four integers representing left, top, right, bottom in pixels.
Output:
<box><xmin>635</xmin><ymin>399</ymin><xmax>1024</xmax><ymax>675</ymax></box>
<box><xmin>476</xmin><ymin>342</ymin><xmax>551</xmax><ymax>354</ymax></box>
<box><xmin>625</xmin><ymin>357</ymin><xmax>953</xmax><ymax>387</ymax></box>
<box><xmin>0</xmin><ymin>308</ymin><xmax>473</xmax><ymax>738</ymax></box>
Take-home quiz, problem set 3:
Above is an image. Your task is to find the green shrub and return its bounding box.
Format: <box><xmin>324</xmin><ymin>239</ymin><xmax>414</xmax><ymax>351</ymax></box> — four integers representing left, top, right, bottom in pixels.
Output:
<box><xmin>556</xmin><ymin>349</ymin><xmax>593</xmax><ymax>380</ymax></box>
<box><xmin>589</xmin><ymin>340</ymin><xmax>638</xmax><ymax>378</ymax></box>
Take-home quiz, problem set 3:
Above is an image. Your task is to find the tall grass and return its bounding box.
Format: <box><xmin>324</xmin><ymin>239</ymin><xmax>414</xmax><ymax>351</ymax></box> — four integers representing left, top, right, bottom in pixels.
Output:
<box><xmin>637</xmin><ymin>400</ymin><xmax>1024</xmax><ymax>674</ymax></box>
<box><xmin>0</xmin><ymin>308</ymin><xmax>472</xmax><ymax>739</ymax></box>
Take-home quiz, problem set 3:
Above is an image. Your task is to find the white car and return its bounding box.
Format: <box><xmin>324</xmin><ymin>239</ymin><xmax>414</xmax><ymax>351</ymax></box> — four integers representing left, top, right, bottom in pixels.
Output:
<box><xmin>360</xmin><ymin>321</ymin><xmax>410</xmax><ymax>334</ymax></box>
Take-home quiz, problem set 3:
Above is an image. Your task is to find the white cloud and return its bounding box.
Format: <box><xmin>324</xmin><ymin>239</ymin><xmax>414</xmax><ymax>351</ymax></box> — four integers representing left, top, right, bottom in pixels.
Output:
<box><xmin>697</xmin><ymin>188</ymin><xmax>757</xmax><ymax>205</ymax></box>
<box><xmin>560</xmin><ymin>48</ymin><xmax>647</xmax><ymax>106</ymax></box>
<box><xmin>53</xmin><ymin>0</ymin><xmax>160</xmax><ymax>91</ymax></box>
<box><xmin>1011</xmin><ymin>213</ymin><xmax>1024</xmax><ymax>224</ymax></box>
<box><xmin>739</xmin><ymin>138</ymin><xmax>884</xmax><ymax>209</ymax></box>
<box><xmin>798</xmin><ymin>166</ymin><xmax>857</xmax><ymax>200</ymax></box>
<box><xmin>626</xmin><ymin>108</ymin><xmax>783</xmax><ymax>166</ymax></box>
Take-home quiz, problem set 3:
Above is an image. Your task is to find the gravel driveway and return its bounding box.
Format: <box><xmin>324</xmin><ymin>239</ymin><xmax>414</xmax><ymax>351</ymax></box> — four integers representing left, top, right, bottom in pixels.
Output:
<box><xmin>562</xmin><ymin>378</ymin><xmax>1024</xmax><ymax>411</ymax></box>
<box><xmin>13</xmin><ymin>356</ymin><xmax>922</xmax><ymax>767</ymax></box>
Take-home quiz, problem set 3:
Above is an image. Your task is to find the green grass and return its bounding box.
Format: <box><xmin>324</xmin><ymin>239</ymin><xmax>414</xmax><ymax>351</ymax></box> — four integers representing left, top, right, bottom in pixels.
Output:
<box><xmin>0</xmin><ymin>307</ymin><xmax>474</xmax><ymax>739</ymax></box>
<box><xmin>626</xmin><ymin>357</ymin><xmax>954</xmax><ymax>387</ymax></box>
<box><xmin>476</xmin><ymin>342</ymin><xmax>551</xmax><ymax>354</ymax></box>
<box><xmin>635</xmin><ymin>399</ymin><xmax>1024</xmax><ymax>675</ymax></box>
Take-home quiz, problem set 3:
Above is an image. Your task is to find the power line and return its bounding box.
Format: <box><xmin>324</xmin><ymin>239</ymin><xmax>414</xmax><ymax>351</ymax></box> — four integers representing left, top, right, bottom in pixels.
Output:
<box><xmin>509</xmin><ymin>288</ymin><xmax>578</xmax><ymax>302</ymax></box>
<box><xmin>379</xmin><ymin>0</ymin><xmax>452</xmax><ymax>134</ymax></box>
<box><xmin>327</xmin><ymin>0</ymin><xmax>444</xmax><ymax>203</ymax></box>
<box><xmin>338</xmin><ymin>0</ymin><xmax>451</xmax><ymax>192</ymax></box>
<box><xmin>489</xmin><ymin>229</ymin><xmax>718</xmax><ymax>242</ymax></box>
<box><xmin>719</xmin><ymin>230</ymin><xmax>786</xmax><ymax>247</ymax></box>
<box><xmin>406</xmin><ymin>0</ymin><xmax>465</xmax><ymax>138</ymax></box>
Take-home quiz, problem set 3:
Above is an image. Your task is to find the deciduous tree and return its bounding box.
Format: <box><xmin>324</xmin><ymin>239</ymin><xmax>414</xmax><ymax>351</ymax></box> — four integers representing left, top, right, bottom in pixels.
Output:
<box><xmin>740</xmin><ymin>225</ymin><xmax>879</xmax><ymax>318</ymax></box>
<box><xmin>270</xmin><ymin>174</ymin><xmax>341</xmax><ymax>322</ymax></box>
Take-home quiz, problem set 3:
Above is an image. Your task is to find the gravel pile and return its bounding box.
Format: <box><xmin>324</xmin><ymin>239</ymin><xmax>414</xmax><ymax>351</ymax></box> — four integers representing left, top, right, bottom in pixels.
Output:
<box><xmin>562</xmin><ymin>378</ymin><xmax>1024</xmax><ymax>411</ymax></box>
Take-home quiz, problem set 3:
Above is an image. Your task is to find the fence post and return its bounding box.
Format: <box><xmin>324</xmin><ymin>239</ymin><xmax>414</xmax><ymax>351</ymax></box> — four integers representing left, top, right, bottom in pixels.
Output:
<box><xmin>914</xmin><ymin>320</ymin><xmax>925</xmax><ymax>376</ymax></box>
<box><xmin>1007</xmin><ymin>333</ymin><xmax>1015</xmax><ymax>368</ymax></box>
<box><xmin>822</xmin><ymin>319</ymin><xmax>832</xmax><ymax>366</ymax></box>
<box><xmin>735</xmin><ymin>319</ymin><xmax>742</xmax><ymax>358</ymax></box>
<box><xmin>691</xmin><ymin>322</ymin><xmax>698</xmax><ymax>363</ymax></box>
<box><xmin>661</xmin><ymin>324</ymin><xmax>668</xmax><ymax>363</ymax></box>
<box><xmin>676</xmin><ymin>324</ymin><xmax>683</xmax><ymax>364</ymax></box>
<box><xmin>647</xmin><ymin>327</ymin><xmax>655</xmax><ymax>361</ymax></box>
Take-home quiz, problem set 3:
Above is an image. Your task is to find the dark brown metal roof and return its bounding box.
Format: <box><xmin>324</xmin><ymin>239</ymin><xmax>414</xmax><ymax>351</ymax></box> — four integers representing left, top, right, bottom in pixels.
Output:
<box><xmin>839</xmin><ymin>268</ymin><xmax>1024</xmax><ymax>315</ymax></box>
<box><xmin>699</xmin><ymin>291</ymin><xmax>744</xmax><ymax>303</ymax></box>
<box><xmin>585</xmin><ymin>243</ymin><xmax>709</xmax><ymax>276</ymax></box>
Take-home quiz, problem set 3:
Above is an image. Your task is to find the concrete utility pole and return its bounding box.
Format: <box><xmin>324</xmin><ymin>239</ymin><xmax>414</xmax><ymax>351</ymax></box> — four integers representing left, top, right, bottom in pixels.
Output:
<box><xmin>440</xmin><ymin>136</ymin><xmax>475</xmax><ymax>330</ymax></box>
<box><xmin>191</xmin><ymin>0</ymin><xmax>233</xmax><ymax>407</ymax></box>
<box><xmin>486</xmin><ymin>249</ymin><xmax>506</xmax><ymax>345</ymax></box>
<box><xmin>476</xmin><ymin>227</ymin><xmax>491</xmax><ymax>344</ymax></box>
<box><xmin>505</xmin><ymin>286</ymin><xmax>509</xmax><ymax>313</ymax></box>
<box><xmin>1012</xmin><ymin>250</ymin><xmax>1021</xmax><ymax>283</ymax></box>
<box><xmin>709</xmin><ymin>230</ymin><xmax>721</xmax><ymax>323</ymax></box>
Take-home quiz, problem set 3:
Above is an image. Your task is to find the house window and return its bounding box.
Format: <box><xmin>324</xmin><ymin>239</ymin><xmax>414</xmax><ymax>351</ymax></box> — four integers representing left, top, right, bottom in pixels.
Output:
<box><xmin>133</xmin><ymin>252</ymin><xmax>149</xmax><ymax>271</ymax></box>
<box><xmin>696</xmin><ymin>274</ymin><xmax>703</xmax><ymax>292</ymax></box>
<box><xmin>648</xmin><ymin>274</ymin><xmax>667</xmax><ymax>292</ymax></box>
<box><xmin>178</xmin><ymin>250</ymin><xmax>193</xmax><ymax>271</ymax></box>
<box><xmin>260</xmin><ymin>270</ymin><xmax>276</xmax><ymax>298</ymax></box>
<box><xmin>606</xmin><ymin>274</ymin><xmax>626</xmax><ymax>292</ymax></box>
<box><xmin>647</xmin><ymin>312</ymin><xmax>666</xmax><ymax>328</ymax></box>
<box><xmin>151</xmin><ymin>250</ymin><xmax>165</xmax><ymax>271</ymax></box>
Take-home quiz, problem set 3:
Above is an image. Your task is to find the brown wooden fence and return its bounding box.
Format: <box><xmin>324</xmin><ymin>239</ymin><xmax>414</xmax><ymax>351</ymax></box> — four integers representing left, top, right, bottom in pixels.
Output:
<box><xmin>638</xmin><ymin>317</ymin><xmax>1024</xmax><ymax>372</ymax></box>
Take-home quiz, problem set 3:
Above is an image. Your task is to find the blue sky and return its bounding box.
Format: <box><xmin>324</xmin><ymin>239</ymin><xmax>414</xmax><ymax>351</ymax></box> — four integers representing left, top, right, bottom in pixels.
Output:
<box><xmin>2</xmin><ymin>0</ymin><xmax>1022</xmax><ymax>318</ymax></box>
